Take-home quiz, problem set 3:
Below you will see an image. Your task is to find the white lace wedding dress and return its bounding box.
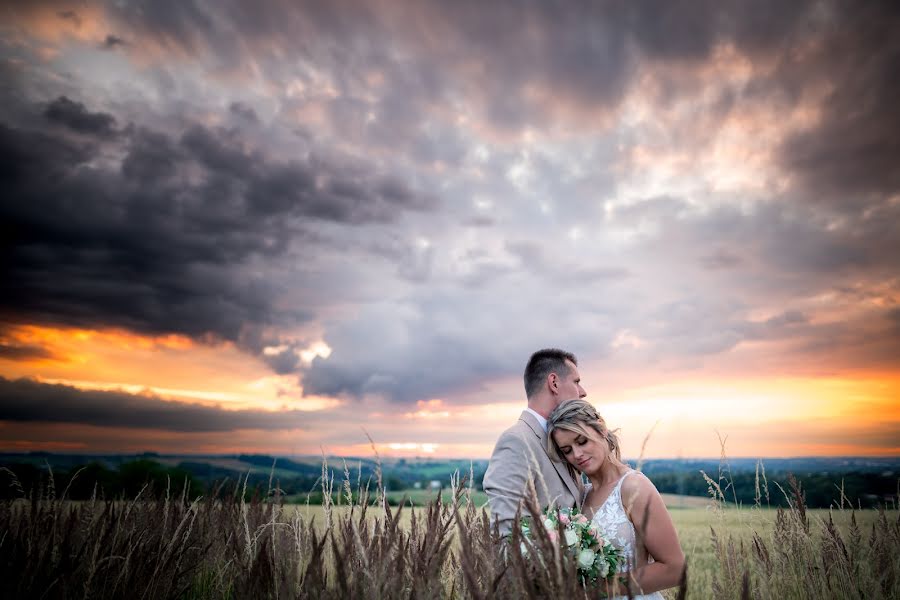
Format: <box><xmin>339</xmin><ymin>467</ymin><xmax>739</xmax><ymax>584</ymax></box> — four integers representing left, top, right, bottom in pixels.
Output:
<box><xmin>587</xmin><ymin>469</ymin><xmax>664</xmax><ymax>600</ymax></box>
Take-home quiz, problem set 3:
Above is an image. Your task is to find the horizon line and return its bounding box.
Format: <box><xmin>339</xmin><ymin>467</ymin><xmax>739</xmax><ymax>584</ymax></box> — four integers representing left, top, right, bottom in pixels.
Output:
<box><xmin>1</xmin><ymin>450</ymin><xmax>898</xmax><ymax>462</ymax></box>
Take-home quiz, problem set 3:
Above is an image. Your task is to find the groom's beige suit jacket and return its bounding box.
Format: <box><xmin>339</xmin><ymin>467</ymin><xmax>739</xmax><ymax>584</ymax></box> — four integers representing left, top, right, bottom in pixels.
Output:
<box><xmin>483</xmin><ymin>410</ymin><xmax>583</xmax><ymax>536</ymax></box>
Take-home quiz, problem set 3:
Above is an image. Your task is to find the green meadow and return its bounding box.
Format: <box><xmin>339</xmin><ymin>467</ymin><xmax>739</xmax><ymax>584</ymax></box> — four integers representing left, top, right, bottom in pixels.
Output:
<box><xmin>276</xmin><ymin>496</ymin><xmax>893</xmax><ymax>598</ymax></box>
<box><xmin>1</xmin><ymin>459</ymin><xmax>897</xmax><ymax>598</ymax></box>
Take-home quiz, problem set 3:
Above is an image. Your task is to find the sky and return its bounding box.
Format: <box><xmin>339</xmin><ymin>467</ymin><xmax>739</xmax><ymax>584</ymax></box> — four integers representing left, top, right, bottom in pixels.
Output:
<box><xmin>1</xmin><ymin>0</ymin><xmax>898</xmax><ymax>460</ymax></box>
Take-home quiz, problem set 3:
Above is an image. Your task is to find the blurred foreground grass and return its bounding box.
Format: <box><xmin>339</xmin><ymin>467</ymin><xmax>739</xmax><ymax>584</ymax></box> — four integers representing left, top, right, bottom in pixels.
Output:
<box><xmin>286</xmin><ymin>498</ymin><xmax>888</xmax><ymax>598</ymax></box>
<box><xmin>2</xmin><ymin>467</ymin><xmax>897</xmax><ymax>599</ymax></box>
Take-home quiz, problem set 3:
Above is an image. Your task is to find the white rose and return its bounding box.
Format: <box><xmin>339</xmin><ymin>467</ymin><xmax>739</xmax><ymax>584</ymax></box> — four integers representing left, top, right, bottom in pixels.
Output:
<box><xmin>597</xmin><ymin>559</ymin><xmax>610</xmax><ymax>578</ymax></box>
<box><xmin>577</xmin><ymin>548</ymin><xmax>596</xmax><ymax>569</ymax></box>
<box><xmin>543</xmin><ymin>518</ymin><xmax>556</xmax><ymax>530</ymax></box>
<box><xmin>564</xmin><ymin>529</ymin><xmax>579</xmax><ymax>546</ymax></box>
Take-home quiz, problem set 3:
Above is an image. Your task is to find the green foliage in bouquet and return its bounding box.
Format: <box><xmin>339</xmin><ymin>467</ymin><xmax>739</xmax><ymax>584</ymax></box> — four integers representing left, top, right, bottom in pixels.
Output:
<box><xmin>520</xmin><ymin>506</ymin><xmax>621</xmax><ymax>585</ymax></box>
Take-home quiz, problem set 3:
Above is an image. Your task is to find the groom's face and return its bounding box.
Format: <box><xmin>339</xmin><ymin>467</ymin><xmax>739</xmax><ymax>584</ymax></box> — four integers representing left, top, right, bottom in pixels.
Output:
<box><xmin>554</xmin><ymin>360</ymin><xmax>586</xmax><ymax>405</ymax></box>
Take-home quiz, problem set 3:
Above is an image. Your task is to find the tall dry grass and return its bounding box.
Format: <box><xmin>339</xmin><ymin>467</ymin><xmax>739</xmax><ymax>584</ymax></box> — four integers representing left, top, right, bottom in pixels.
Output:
<box><xmin>704</xmin><ymin>474</ymin><xmax>900</xmax><ymax>600</ymax></box>
<box><xmin>1</xmin><ymin>460</ymin><xmax>897</xmax><ymax>599</ymax></box>
<box><xmin>692</xmin><ymin>435</ymin><xmax>900</xmax><ymax>599</ymax></box>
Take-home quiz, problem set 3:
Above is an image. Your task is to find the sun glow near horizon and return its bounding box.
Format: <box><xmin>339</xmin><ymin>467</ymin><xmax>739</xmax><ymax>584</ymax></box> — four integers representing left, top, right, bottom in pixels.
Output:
<box><xmin>3</xmin><ymin>325</ymin><xmax>897</xmax><ymax>459</ymax></box>
<box><xmin>595</xmin><ymin>373</ymin><xmax>900</xmax><ymax>458</ymax></box>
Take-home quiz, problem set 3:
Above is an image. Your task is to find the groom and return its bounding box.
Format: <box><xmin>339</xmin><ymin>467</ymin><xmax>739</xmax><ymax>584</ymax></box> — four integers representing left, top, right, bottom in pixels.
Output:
<box><xmin>483</xmin><ymin>348</ymin><xmax>587</xmax><ymax>536</ymax></box>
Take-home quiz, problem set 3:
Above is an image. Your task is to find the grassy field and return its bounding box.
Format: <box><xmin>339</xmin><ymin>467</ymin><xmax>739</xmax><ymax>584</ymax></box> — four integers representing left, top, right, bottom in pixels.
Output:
<box><xmin>2</xmin><ymin>475</ymin><xmax>897</xmax><ymax>599</ymax></box>
<box><xmin>670</xmin><ymin>506</ymin><xmax>890</xmax><ymax>597</ymax></box>
<box><xmin>292</xmin><ymin>490</ymin><xmax>710</xmax><ymax>511</ymax></box>
<box><xmin>284</xmin><ymin>497</ymin><xmax>890</xmax><ymax>598</ymax></box>
<box><xmin>292</xmin><ymin>486</ymin><xmax>714</xmax><ymax>509</ymax></box>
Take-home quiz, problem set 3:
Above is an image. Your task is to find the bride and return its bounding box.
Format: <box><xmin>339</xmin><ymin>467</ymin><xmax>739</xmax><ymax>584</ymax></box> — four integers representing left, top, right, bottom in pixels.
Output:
<box><xmin>547</xmin><ymin>399</ymin><xmax>685</xmax><ymax>598</ymax></box>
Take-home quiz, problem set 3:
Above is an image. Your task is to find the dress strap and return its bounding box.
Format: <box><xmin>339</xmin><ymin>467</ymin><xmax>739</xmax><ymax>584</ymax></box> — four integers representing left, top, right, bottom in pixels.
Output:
<box><xmin>613</xmin><ymin>469</ymin><xmax>636</xmax><ymax>495</ymax></box>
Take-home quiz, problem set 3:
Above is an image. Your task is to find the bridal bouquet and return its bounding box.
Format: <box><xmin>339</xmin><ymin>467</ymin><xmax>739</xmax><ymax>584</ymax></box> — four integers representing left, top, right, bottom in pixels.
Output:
<box><xmin>519</xmin><ymin>507</ymin><xmax>621</xmax><ymax>585</ymax></box>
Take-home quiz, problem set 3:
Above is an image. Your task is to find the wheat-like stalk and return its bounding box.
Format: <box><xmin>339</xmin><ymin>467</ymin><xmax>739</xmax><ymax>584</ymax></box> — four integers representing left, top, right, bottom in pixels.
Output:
<box><xmin>0</xmin><ymin>453</ymin><xmax>896</xmax><ymax>599</ymax></box>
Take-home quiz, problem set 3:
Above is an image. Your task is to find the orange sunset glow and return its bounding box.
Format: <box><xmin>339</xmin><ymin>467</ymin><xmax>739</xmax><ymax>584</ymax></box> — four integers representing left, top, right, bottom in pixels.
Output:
<box><xmin>1</xmin><ymin>323</ymin><xmax>897</xmax><ymax>458</ymax></box>
<box><xmin>1</xmin><ymin>1</ymin><xmax>899</xmax><ymax>461</ymax></box>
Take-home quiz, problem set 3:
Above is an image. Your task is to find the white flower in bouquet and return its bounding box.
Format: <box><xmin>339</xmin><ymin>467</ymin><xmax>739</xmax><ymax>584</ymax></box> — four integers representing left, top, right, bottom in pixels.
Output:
<box><xmin>577</xmin><ymin>548</ymin><xmax>596</xmax><ymax>569</ymax></box>
<box><xmin>597</xmin><ymin>558</ymin><xmax>610</xmax><ymax>579</ymax></box>
<box><xmin>519</xmin><ymin>507</ymin><xmax>621</xmax><ymax>586</ymax></box>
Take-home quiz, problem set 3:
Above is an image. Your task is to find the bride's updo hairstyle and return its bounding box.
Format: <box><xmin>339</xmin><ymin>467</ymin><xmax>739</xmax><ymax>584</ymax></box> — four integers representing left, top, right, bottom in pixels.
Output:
<box><xmin>546</xmin><ymin>398</ymin><xmax>624</xmax><ymax>465</ymax></box>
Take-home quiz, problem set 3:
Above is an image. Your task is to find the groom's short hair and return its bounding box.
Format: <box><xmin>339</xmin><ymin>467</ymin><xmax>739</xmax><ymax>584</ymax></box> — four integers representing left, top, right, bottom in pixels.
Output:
<box><xmin>524</xmin><ymin>348</ymin><xmax>577</xmax><ymax>399</ymax></box>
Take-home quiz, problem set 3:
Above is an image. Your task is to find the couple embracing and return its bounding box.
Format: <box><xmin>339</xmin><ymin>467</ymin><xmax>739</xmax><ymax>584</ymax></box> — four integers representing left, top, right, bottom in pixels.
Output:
<box><xmin>483</xmin><ymin>349</ymin><xmax>685</xmax><ymax>598</ymax></box>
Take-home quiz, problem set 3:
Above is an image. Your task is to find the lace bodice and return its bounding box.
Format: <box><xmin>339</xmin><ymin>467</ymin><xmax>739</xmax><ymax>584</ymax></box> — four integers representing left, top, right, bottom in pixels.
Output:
<box><xmin>586</xmin><ymin>470</ymin><xmax>639</xmax><ymax>571</ymax></box>
<box><xmin>585</xmin><ymin>470</ymin><xmax>663</xmax><ymax>600</ymax></box>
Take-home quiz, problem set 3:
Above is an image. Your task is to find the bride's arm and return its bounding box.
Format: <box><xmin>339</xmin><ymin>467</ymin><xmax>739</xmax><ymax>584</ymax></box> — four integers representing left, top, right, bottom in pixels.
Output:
<box><xmin>616</xmin><ymin>473</ymin><xmax>685</xmax><ymax>595</ymax></box>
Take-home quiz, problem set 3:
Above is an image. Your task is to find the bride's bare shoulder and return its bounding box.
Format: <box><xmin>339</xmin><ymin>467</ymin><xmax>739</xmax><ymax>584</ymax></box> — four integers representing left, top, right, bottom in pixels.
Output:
<box><xmin>620</xmin><ymin>471</ymin><xmax>659</xmax><ymax>505</ymax></box>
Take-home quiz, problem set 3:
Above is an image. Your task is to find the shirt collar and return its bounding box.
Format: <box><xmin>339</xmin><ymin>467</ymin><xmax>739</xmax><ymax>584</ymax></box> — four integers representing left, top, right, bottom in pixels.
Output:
<box><xmin>524</xmin><ymin>407</ymin><xmax>548</xmax><ymax>433</ymax></box>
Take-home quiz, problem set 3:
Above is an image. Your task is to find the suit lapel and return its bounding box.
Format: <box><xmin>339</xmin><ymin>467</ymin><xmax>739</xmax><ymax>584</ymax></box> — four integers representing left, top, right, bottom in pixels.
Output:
<box><xmin>519</xmin><ymin>411</ymin><xmax>582</xmax><ymax>506</ymax></box>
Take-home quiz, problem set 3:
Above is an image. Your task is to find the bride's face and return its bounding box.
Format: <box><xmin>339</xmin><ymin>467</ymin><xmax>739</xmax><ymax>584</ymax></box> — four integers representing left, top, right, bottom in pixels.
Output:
<box><xmin>552</xmin><ymin>426</ymin><xmax>607</xmax><ymax>475</ymax></box>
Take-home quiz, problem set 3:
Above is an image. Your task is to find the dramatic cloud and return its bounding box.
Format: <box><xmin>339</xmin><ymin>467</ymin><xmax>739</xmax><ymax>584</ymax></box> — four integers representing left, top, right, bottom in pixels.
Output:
<box><xmin>0</xmin><ymin>0</ymin><xmax>898</xmax><ymax>430</ymax></box>
<box><xmin>0</xmin><ymin>344</ymin><xmax>55</xmax><ymax>362</ymax></box>
<box><xmin>775</xmin><ymin>2</ymin><xmax>900</xmax><ymax>208</ymax></box>
<box><xmin>44</xmin><ymin>96</ymin><xmax>118</xmax><ymax>137</ymax></box>
<box><xmin>101</xmin><ymin>34</ymin><xmax>126</xmax><ymax>49</ymax></box>
<box><xmin>0</xmin><ymin>376</ymin><xmax>313</xmax><ymax>432</ymax></box>
<box><xmin>0</xmin><ymin>98</ymin><xmax>434</xmax><ymax>351</ymax></box>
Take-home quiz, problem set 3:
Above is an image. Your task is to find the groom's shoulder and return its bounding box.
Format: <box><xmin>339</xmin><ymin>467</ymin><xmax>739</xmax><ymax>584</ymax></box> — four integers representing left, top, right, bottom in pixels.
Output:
<box><xmin>491</xmin><ymin>417</ymin><xmax>534</xmax><ymax>452</ymax></box>
<box><xmin>506</xmin><ymin>413</ymin><xmax>528</xmax><ymax>430</ymax></box>
<box><xmin>497</xmin><ymin>414</ymin><xmax>530</xmax><ymax>439</ymax></box>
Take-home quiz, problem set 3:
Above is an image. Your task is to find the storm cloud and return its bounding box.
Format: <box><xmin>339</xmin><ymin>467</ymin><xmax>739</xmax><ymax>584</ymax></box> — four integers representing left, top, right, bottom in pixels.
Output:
<box><xmin>1</xmin><ymin>0</ymin><xmax>898</xmax><ymax>412</ymax></box>
<box><xmin>44</xmin><ymin>96</ymin><xmax>118</xmax><ymax>137</ymax></box>
<box><xmin>0</xmin><ymin>98</ymin><xmax>434</xmax><ymax>349</ymax></box>
<box><xmin>0</xmin><ymin>344</ymin><xmax>56</xmax><ymax>362</ymax></box>
<box><xmin>0</xmin><ymin>377</ymin><xmax>313</xmax><ymax>432</ymax></box>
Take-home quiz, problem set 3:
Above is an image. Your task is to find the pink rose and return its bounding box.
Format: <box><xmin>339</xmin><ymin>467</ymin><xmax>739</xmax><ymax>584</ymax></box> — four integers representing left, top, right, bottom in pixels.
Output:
<box><xmin>559</xmin><ymin>513</ymin><xmax>571</xmax><ymax>525</ymax></box>
<box><xmin>548</xmin><ymin>530</ymin><xmax>559</xmax><ymax>543</ymax></box>
<box><xmin>576</xmin><ymin>514</ymin><xmax>589</xmax><ymax>525</ymax></box>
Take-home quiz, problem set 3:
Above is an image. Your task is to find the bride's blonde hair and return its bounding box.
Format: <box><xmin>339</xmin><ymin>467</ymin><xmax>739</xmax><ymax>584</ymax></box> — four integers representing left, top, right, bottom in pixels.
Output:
<box><xmin>546</xmin><ymin>398</ymin><xmax>624</xmax><ymax>465</ymax></box>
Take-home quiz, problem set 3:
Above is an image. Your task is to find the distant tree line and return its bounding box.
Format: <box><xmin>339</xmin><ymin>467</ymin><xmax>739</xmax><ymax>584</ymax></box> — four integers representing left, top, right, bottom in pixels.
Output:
<box><xmin>1</xmin><ymin>457</ymin><xmax>896</xmax><ymax>509</ymax></box>
<box><xmin>645</xmin><ymin>469</ymin><xmax>897</xmax><ymax>509</ymax></box>
<box><xmin>0</xmin><ymin>459</ymin><xmax>400</xmax><ymax>501</ymax></box>
<box><xmin>0</xmin><ymin>460</ymin><xmax>204</xmax><ymax>500</ymax></box>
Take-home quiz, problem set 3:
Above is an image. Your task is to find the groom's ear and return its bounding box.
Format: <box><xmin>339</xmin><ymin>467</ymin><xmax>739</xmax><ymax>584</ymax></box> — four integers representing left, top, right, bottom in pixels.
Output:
<box><xmin>547</xmin><ymin>372</ymin><xmax>558</xmax><ymax>393</ymax></box>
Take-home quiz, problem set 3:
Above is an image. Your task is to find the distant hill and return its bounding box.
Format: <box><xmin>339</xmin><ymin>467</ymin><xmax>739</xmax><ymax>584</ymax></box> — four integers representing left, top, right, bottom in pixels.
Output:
<box><xmin>1</xmin><ymin>452</ymin><xmax>897</xmax><ymax>508</ymax></box>
<box><xmin>635</xmin><ymin>456</ymin><xmax>899</xmax><ymax>476</ymax></box>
